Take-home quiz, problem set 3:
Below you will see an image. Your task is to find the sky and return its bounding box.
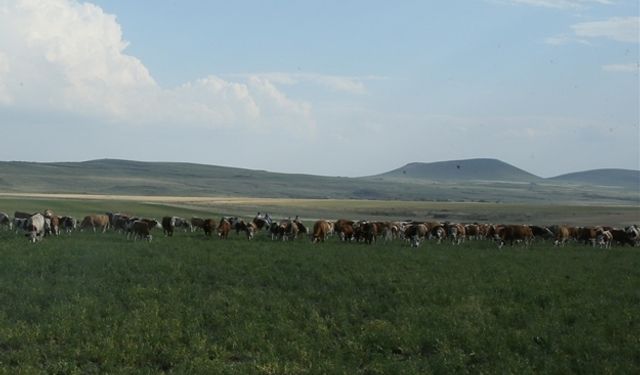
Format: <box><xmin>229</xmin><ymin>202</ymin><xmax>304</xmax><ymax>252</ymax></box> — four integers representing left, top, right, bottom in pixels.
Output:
<box><xmin>0</xmin><ymin>0</ymin><xmax>638</xmax><ymax>177</ymax></box>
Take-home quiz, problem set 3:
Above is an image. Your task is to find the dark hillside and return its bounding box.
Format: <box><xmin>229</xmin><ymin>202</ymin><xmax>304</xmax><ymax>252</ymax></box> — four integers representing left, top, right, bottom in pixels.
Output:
<box><xmin>376</xmin><ymin>158</ymin><xmax>541</xmax><ymax>182</ymax></box>
<box><xmin>0</xmin><ymin>159</ymin><xmax>638</xmax><ymax>204</ymax></box>
<box><xmin>549</xmin><ymin>169</ymin><xmax>639</xmax><ymax>190</ymax></box>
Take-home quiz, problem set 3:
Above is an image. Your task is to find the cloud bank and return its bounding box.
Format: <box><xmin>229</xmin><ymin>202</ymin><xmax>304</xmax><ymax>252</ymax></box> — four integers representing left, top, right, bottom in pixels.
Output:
<box><xmin>0</xmin><ymin>0</ymin><xmax>317</xmax><ymax>131</ymax></box>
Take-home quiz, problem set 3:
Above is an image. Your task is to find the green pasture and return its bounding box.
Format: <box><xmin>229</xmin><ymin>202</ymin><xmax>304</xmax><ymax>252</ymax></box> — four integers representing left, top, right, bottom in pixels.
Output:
<box><xmin>1</xmin><ymin>196</ymin><xmax>638</xmax><ymax>227</ymax></box>
<box><xmin>0</xmin><ymin>227</ymin><xmax>638</xmax><ymax>374</ymax></box>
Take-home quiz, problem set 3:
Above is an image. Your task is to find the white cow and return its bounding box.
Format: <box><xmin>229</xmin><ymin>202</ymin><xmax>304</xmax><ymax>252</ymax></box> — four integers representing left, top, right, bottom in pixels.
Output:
<box><xmin>26</xmin><ymin>213</ymin><xmax>46</xmax><ymax>243</ymax></box>
<box><xmin>0</xmin><ymin>212</ymin><xmax>12</xmax><ymax>231</ymax></box>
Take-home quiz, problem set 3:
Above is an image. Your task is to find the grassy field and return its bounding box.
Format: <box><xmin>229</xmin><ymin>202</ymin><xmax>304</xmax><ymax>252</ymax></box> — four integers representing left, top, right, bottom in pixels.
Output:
<box><xmin>0</xmin><ymin>228</ymin><xmax>638</xmax><ymax>374</ymax></box>
<box><xmin>0</xmin><ymin>196</ymin><xmax>639</xmax><ymax>373</ymax></box>
<box><xmin>1</xmin><ymin>194</ymin><xmax>639</xmax><ymax>227</ymax></box>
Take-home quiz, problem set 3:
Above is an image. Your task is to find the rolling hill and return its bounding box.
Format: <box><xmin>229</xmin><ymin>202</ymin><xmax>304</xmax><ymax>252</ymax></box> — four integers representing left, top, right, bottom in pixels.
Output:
<box><xmin>0</xmin><ymin>158</ymin><xmax>637</xmax><ymax>204</ymax></box>
<box><xmin>549</xmin><ymin>169</ymin><xmax>639</xmax><ymax>190</ymax></box>
<box><xmin>376</xmin><ymin>158</ymin><xmax>541</xmax><ymax>182</ymax></box>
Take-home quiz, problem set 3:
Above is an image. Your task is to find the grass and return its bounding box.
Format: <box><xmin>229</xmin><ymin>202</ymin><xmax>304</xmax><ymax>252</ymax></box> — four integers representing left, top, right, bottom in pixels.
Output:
<box><xmin>1</xmin><ymin>196</ymin><xmax>639</xmax><ymax>227</ymax></box>
<box><xmin>0</xmin><ymin>228</ymin><xmax>638</xmax><ymax>374</ymax></box>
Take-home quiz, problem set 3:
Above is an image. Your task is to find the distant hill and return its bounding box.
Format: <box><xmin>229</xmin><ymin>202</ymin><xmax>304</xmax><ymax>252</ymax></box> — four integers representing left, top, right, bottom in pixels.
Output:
<box><xmin>0</xmin><ymin>158</ymin><xmax>638</xmax><ymax>204</ymax></box>
<box><xmin>376</xmin><ymin>158</ymin><xmax>541</xmax><ymax>182</ymax></box>
<box><xmin>549</xmin><ymin>169</ymin><xmax>640</xmax><ymax>189</ymax></box>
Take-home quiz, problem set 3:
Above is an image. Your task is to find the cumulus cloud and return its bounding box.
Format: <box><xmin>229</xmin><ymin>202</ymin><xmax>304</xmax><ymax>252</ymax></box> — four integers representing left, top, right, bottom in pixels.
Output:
<box><xmin>0</xmin><ymin>0</ymin><xmax>315</xmax><ymax>131</ymax></box>
<box><xmin>572</xmin><ymin>17</ymin><xmax>640</xmax><ymax>43</ymax></box>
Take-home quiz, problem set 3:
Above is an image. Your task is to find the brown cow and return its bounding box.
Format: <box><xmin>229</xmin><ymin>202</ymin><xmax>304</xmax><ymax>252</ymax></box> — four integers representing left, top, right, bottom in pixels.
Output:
<box><xmin>46</xmin><ymin>215</ymin><xmax>60</xmax><ymax>236</ymax></box>
<box><xmin>334</xmin><ymin>219</ymin><xmax>355</xmax><ymax>241</ymax></box>
<box><xmin>404</xmin><ymin>223</ymin><xmax>429</xmax><ymax>247</ymax></box>
<box><xmin>445</xmin><ymin>222</ymin><xmax>465</xmax><ymax>245</ymax></box>
<box><xmin>80</xmin><ymin>214</ymin><xmax>110</xmax><ymax>233</ymax></box>
<box><xmin>577</xmin><ymin>227</ymin><xmax>598</xmax><ymax>247</ymax></box>
<box><xmin>201</xmin><ymin>219</ymin><xmax>215</xmax><ymax>237</ymax></box>
<box><xmin>191</xmin><ymin>217</ymin><xmax>205</xmax><ymax>232</ymax></box>
<box><xmin>312</xmin><ymin>220</ymin><xmax>333</xmax><ymax>243</ymax></box>
<box><xmin>131</xmin><ymin>220</ymin><xmax>152</xmax><ymax>241</ymax></box>
<box><xmin>360</xmin><ymin>221</ymin><xmax>378</xmax><ymax>245</ymax></box>
<box><xmin>554</xmin><ymin>226</ymin><xmax>571</xmax><ymax>247</ymax></box>
<box><xmin>465</xmin><ymin>224</ymin><xmax>480</xmax><ymax>240</ymax></box>
<box><xmin>217</xmin><ymin>218</ymin><xmax>231</xmax><ymax>239</ymax></box>
<box><xmin>490</xmin><ymin>224</ymin><xmax>533</xmax><ymax>248</ymax></box>
<box><xmin>430</xmin><ymin>224</ymin><xmax>447</xmax><ymax>244</ymax></box>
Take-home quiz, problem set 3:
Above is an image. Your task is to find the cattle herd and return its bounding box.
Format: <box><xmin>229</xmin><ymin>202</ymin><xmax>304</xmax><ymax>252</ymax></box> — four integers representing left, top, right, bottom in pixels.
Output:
<box><xmin>1</xmin><ymin>210</ymin><xmax>639</xmax><ymax>249</ymax></box>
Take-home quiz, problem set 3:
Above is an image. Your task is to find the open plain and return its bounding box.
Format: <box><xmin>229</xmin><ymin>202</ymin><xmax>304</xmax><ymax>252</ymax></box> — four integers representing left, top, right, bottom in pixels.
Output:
<box><xmin>0</xmin><ymin>195</ymin><xmax>638</xmax><ymax>373</ymax></box>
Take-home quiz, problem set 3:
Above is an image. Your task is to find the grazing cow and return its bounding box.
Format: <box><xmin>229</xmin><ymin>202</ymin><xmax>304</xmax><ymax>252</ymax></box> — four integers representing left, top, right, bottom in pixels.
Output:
<box><xmin>14</xmin><ymin>211</ymin><xmax>32</xmax><ymax>220</ymax></box>
<box><xmin>625</xmin><ymin>225</ymin><xmax>639</xmax><ymax>246</ymax></box>
<box><xmin>0</xmin><ymin>212</ymin><xmax>12</xmax><ymax>231</ymax></box>
<box><xmin>191</xmin><ymin>217</ymin><xmax>205</xmax><ymax>232</ymax></box>
<box><xmin>127</xmin><ymin>218</ymin><xmax>160</xmax><ymax>239</ymax></box>
<box><xmin>25</xmin><ymin>213</ymin><xmax>46</xmax><ymax>243</ymax></box>
<box><xmin>445</xmin><ymin>222</ymin><xmax>465</xmax><ymax>245</ymax></box>
<box><xmin>610</xmin><ymin>229</ymin><xmax>636</xmax><ymax>247</ymax></box>
<box><xmin>161</xmin><ymin>216</ymin><xmax>189</xmax><ymax>237</ymax></box>
<box><xmin>111</xmin><ymin>215</ymin><xmax>131</xmax><ymax>233</ymax></box>
<box><xmin>596</xmin><ymin>228</ymin><xmax>613</xmax><ymax>249</ymax></box>
<box><xmin>312</xmin><ymin>220</ymin><xmax>333</xmax><ymax>243</ymax></box>
<box><xmin>253</xmin><ymin>212</ymin><xmax>273</xmax><ymax>231</ymax></box>
<box><xmin>80</xmin><ymin>214</ymin><xmax>110</xmax><ymax>233</ymax></box>
<box><xmin>202</xmin><ymin>219</ymin><xmax>216</xmax><ymax>237</ymax></box>
<box><xmin>334</xmin><ymin>219</ymin><xmax>355</xmax><ymax>242</ymax></box>
<box><xmin>162</xmin><ymin>216</ymin><xmax>176</xmax><ymax>237</ymax></box>
<box><xmin>45</xmin><ymin>216</ymin><xmax>60</xmax><ymax>236</ymax></box>
<box><xmin>489</xmin><ymin>224</ymin><xmax>533</xmax><ymax>249</ymax></box>
<box><xmin>59</xmin><ymin>216</ymin><xmax>77</xmax><ymax>234</ymax></box>
<box><xmin>430</xmin><ymin>224</ymin><xmax>447</xmax><ymax>244</ymax></box>
<box><xmin>13</xmin><ymin>217</ymin><xmax>28</xmax><ymax>233</ymax></box>
<box><xmin>404</xmin><ymin>223</ymin><xmax>429</xmax><ymax>248</ymax></box>
<box><xmin>386</xmin><ymin>221</ymin><xmax>403</xmax><ymax>241</ymax></box>
<box><xmin>273</xmin><ymin>219</ymin><xmax>293</xmax><ymax>241</ymax></box>
<box><xmin>530</xmin><ymin>226</ymin><xmax>554</xmax><ymax>241</ymax></box>
<box><xmin>465</xmin><ymin>224</ymin><xmax>480</xmax><ymax>240</ymax></box>
<box><xmin>217</xmin><ymin>218</ymin><xmax>231</xmax><ymax>239</ymax></box>
<box><xmin>553</xmin><ymin>226</ymin><xmax>571</xmax><ymax>247</ymax></box>
<box><xmin>577</xmin><ymin>227</ymin><xmax>598</xmax><ymax>247</ymax></box>
<box><xmin>43</xmin><ymin>209</ymin><xmax>54</xmax><ymax>218</ymax></box>
<box><xmin>360</xmin><ymin>221</ymin><xmax>378</xmax><ymax>245</ymax></box>
<box><xmin>131</xmin><ymin>220</ymin><xmax>152</xmax><ymax>242</ymax></box>
<box><xmin>237</xmin><ymin>220</ymin><xmax>257</xmax><ymax>240</ymax></box>
<box><xmin>293</xmin><ymin>216</ymin><xmax>308</xmax><ymax>238</ymax></box>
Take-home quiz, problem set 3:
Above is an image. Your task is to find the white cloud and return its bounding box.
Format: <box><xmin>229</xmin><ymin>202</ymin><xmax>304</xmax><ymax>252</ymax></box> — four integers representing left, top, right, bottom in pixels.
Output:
<box><xmin>572</xmin><ymin>17</ymin><xmax>640</xmax><ymax>43</ymax></box>
<box><xmin>545</xmin><ymin>17</ymin><xmax>639</xmax><ymax>46</ymax></box>
<box><xmin>500</xmin><ymin>0</ymin><xmax>612</xmax><ymax>9</ymax></box>
<box><xmin>228</xmin><ymin>72</ymin><xmax>386</xmax><ymax>95</ymax></box>
<box><xmin>544</xmin><ymin>34</ymin><xmax>591</xmax><ymax>45</ymax></box>
<box><xmin>602</xmin><ymin>63</ymin><xmax>640</xmax><ymax>73</ymax></box>
<box><xmin>0</xmin><ymin>0</ymin><xmax>315</xmax><ymax>131</ymax></box>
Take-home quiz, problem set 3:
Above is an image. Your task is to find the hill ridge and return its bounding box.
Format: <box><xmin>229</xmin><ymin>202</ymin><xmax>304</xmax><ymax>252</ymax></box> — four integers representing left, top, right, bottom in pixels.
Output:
<box><xmin>0</xmin><ymin>158</ymin><xmax>637</xmax><ymax>204</ymax></box>
<box><xmin>377</xmin><ymin>158</ymin><xmax>542</xmax><ymax>183</ymax></box>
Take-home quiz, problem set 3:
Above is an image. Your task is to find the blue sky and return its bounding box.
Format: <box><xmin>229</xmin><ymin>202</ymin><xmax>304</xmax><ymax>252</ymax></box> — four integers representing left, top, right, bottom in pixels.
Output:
<box><xmin>0</xmin><ymin>0</ymin><xmax>638</xmax><ymax>177</ymax></box>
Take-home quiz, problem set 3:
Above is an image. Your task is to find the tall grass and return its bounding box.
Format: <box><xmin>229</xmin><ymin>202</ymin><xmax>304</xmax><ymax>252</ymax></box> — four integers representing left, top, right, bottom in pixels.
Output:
<box><xmin>0</xmin><ymin>230</ymin><xmax>638</xmax><ymax>374</ymax></box>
